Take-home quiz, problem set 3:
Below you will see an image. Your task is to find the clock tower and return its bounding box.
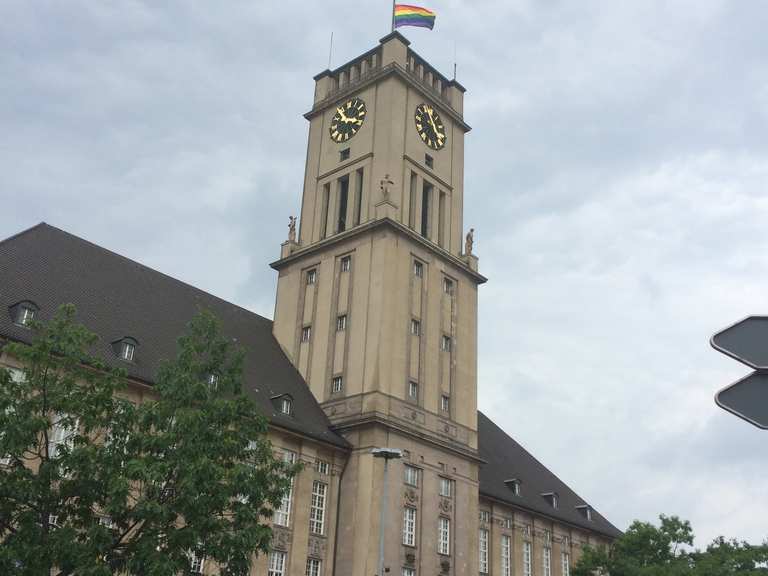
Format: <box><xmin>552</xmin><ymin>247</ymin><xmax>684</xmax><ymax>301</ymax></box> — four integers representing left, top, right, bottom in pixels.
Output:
<box><xmin>271</xmin><ymin>32</ymin><xmax>485</xmax><ymax>576</ymax></box>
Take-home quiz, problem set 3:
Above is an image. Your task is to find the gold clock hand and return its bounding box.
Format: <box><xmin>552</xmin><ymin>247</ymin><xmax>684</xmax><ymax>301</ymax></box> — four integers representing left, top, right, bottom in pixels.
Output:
<box><xmin>427</xmin><ymin>111</ymin><xmax>439</xmax><ymax>134</ymax></box>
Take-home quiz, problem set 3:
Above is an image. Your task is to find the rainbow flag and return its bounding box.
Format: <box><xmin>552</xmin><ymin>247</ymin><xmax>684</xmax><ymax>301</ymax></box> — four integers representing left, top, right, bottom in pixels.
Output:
<box><xmin>394</xmin><ymin>4</ymin><xmax>436</xmax><ymax>30</ymax></box>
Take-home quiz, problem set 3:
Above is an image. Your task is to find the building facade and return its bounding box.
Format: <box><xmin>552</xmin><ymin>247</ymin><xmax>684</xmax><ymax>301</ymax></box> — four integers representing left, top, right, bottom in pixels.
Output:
<box><xmin>0</xmin><ymin>33</ymin><xmax>620</xmax><ymax>576</ymax></box>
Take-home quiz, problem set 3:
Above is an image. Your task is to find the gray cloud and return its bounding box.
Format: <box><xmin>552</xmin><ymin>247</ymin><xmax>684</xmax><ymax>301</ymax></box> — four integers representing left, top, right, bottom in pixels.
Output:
<box><xmin>2</xmin><ymin>0</ymin><xmax>767</xmax><ymax>546</ymax></box>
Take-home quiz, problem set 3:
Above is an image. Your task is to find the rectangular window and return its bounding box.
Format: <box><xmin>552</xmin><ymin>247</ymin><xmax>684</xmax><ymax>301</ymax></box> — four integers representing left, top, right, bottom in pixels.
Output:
<box><xmin>523</xmin><ymin>541</ymin><xmax>532</xmax><ymax>576</ymax></box>
<box><xmin>408</xmin><ymin>381</ymin><xmax>418</xmax><ymax>399</ymax></box>
<box><xmin>332</xmin><ymin>375</ymin><xmax>343</xmax><ymax>393</ymax></box>
<box><xmin>274</xmin><ymin>451</ymin><xmax>296</xmax><ymax>526</ymax></box>
<box><xmin>404</xmin><ymin>464</ymin><xmax>419</xmax><ymax>487</ymax></box>
<box><xmin>268</xmin><ymin>550</ymin><xmax>286</xmax><ymax>576</ymax></box>
<box><xmin>501</xmin><ymin>534</ymin><xmax>512</xmax><ymax>576</ymax></box>
<box><xmin>439</xmin><ymin>477</ymin><xmax>452</xmax><ymax>498</ymax></box>
<box><xmin>49</xmin><ymin>413</ymin><xmax>77</xmax><ymax>459</ymax></box>
<box><xmin>561</xmin><ymin>552</ymin><xmax>571</xmax><ymax>576</ymax></box>
<box><xmin>339</xmin><ymin>147</ymin><xmax>350</xmax><ymax>161</ymax></box>
<box><xmin>341</xmin><ymin>255</ymin><xmax>351</xmax><ymax>272</ymax></box>
<box><xmin>5</xmin><ymin>368</ymin><xmax>25</xmax><ymax>383</ymax></box>
<box><xmin>190</xmin><ymin>551</ymin><xmax>205</xmax><ymax>574</ymax></box>
<box><xmin>502</xmin><ymin>517</ymin><xmax>513</xmax><ymax>529</ymax></box>
<box><xmin>479</xmin><ymin>528</ymin><xmax>489</xmax><ymax>573</ymax></box>
<box><xmin>410</xmin><ymin>318</ymin><xmax>421</xmax><ymax>336</ymax></box>
<box><xmin>438</xmin><ymin>191</ymin><xmax>447</xmax><ymax>248</ymax></box>
<box><xmin>440</xmin><ymin>395</ymin><xmax>450</xmax><ymax>412</ymax></box>
<box><xmin>403</xmin><ymin>568</ymin><xmax>415</xmax><ymax>576</ymax></box>
<box><xmin>321</xmin><ymin>183</ymin><xmax>330</xmax><ymax>239</ymax></box>
<box><xmin>425</xmin><ymin>153</ymin><xmax>433</xmax><ymax>168</ymax></box>
<box><xmin>310</xmin><ymin>481</ymin><xmax>327</xmax><ymax>535</ymax></box>
<box><xmin>307</xmin><ymin>269</ymin><xmax>317</xmax><ymax>285</ymax></box>
<box><xmin>337</xmin><ymin>175</ymin><xmax>349</xmax><ymax>233</ymax></box>
<box><xmin>413</xmin><ymin>260</ymin><xmax>423</xmax><ymax>278</ymax></box>
<box><xmin>403</xmin><ymin>507</ymin><xmax>417</xmax><ymax>546</ymax></box>
<box><xmin>336</xmin><ymin>314</ymin><xmax>347</xmax><ymax>332</ymax></box>
<box><xmin>301</xmin><ymin>326</ymin><xmax>312</xmax><ymax>343</ymax></box>
<box><xmin>306</xmin><ymin>558</ymin><xmax>322</xmax><ymax>576</ymax></box>
<box><xmin>442</xmin><ymin>277</ymin><xmax>454</xmax><ymax>295</ymax></box>
<box><xmin>316</xmin><ymin>460</ymin><xmax>330</xmax><ymax>475</ymax></box>
<box><xmin>421</xmin><ymin>181</ymin><xmax>432</xmax><ymax>238</ymax></box>
<box><xmin>440</xmin><ymin>335</ymin><xmax>452</xmax><ymax>352</ymax></box>
<box><xmin>543</xmin><ymin>546</ymin><xmax>552</xmax><ymax>576</ymax></box>
<box><xmin>479</xmin><ymin>510</ymin><xmax>490</xmax><ymax>524</ymax></box>
<box><xmin>408</xmin><ymin>171</ymin><xmax>418</xmax><ymax>229</ymax></box>
<box><xmin>354</xmin><ymin>168</ymin><xmax>364</xmax><ymax>226</ymax></box>
<box><xmin>438</xmin><ymin>517</ymin><xmax>450</xmax><ymax>555</ymax></box>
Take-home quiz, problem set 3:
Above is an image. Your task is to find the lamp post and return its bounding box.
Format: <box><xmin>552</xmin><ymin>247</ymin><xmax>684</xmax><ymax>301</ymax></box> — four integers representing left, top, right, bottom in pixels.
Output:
<box><xmin>372</xmin><ymin>447</ymin><xmax>403</xmax><ymax>576</ymax></box>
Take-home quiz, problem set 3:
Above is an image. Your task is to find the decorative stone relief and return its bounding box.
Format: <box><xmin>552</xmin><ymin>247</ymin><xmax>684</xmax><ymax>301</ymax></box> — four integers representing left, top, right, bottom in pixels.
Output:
<box><xmin>307</xmin><ymin>536</ymin><xmax>326</xmax><ymax>558</ymax></box>
<box><xmin>440</xmin><ymin>558</ymin><xmax>451</xmax><ymax>573</ymax></box>
<box><xmin>438</xmin><ymin>498</ymin><xmax>452</xmax><ymax>514</ymax></box>
<box><xmin>404</xmin><ymin>551</ymin><xmax>416</xmax><ymax>565</ymax></box>
<box><xmin>404</xmin><ymin>489</ymin><xmax>419</xmax><ymax>504</ymax></box>
<box><xmin>272</xmin><ymin>526</ymin><xmax>291</xmax><ymax>551</ymax></box>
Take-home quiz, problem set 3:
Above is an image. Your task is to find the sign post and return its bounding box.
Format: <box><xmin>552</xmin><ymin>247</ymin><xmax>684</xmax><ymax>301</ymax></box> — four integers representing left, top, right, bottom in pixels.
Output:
<box><xmin>710</xmin><ymin>316</ymin><xmax>768</xmax><ymax>429</ymax></box>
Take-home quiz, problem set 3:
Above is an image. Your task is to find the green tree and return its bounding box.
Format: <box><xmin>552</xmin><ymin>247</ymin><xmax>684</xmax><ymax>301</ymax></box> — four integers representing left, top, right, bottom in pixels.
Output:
<box><xmin>0</xmin><ymin>304</ymin><xmax>296</xmax><ymax>576</ymax></box>
<box><xmin>693</xmin><ymin>537</ymin><xmax>768</xmax><ymax>576</ymax></box>
<box><xmin>573</xmin><ymin>515</ymin><xmax>768</xmax><ymax>576</ymax></box>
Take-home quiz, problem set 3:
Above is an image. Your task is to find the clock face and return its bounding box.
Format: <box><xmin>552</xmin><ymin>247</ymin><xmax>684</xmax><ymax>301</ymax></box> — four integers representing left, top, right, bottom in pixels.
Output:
<box><xmin>415</xmin><ymin>103</ymin><xmax>447</xmax><ymax>150</ymax></box>
<box><xmin>329</xmin><ymin>97</ymin><xmax>367</xmax><ymax>143</ymax></box>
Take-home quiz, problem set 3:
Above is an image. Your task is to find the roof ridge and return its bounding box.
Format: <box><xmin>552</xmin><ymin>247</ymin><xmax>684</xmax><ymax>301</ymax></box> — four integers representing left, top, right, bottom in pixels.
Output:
<box><xmin>0</xmin><ymin>222</ymin><xmax>50</xmax><ymax>249</ymax></box>
<box><xmin>1</xmin><ymin>222</ymin><xmax>273</xmax><ymax>326</ymax></box>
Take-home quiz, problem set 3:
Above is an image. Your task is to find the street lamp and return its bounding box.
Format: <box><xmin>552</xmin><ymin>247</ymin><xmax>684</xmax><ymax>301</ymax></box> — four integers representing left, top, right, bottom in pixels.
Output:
<box><xmin>372</xmin><ymin>447</ymin><xmax>403</xmax><ymax>576</ymax></box>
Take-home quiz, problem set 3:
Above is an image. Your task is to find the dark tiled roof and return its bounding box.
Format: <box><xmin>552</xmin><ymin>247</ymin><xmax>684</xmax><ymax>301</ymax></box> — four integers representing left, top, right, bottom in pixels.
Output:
<box><xmin>0</xmin><ymin>223</ymin><xmax>348</xmax><ymax>449</ymax></box>
<box><xmin>478</xmin><ymin>411</ymin><xmax>622</xmax><ymax>538</ymax></box>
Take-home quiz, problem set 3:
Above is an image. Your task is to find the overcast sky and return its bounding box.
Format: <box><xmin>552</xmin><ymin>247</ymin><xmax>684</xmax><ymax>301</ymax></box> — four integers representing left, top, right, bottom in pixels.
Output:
<box><xmin>2</xmin><ymin>1</ymin><xmax>767</xmax><ymax>546</ymax></box>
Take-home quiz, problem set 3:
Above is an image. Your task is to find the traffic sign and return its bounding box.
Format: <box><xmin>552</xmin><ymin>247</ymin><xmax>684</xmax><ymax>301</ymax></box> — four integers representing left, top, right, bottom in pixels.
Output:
<box><xmin>711</xmin><ymin>316</ymin><xmax>768</xmax><ymax>429</ymax></box>
<box><xmin>715</xmin><ymin>372</ymin><xmax>768</xmax><ymax>430</ymax></box>
<box><xmin>711</xmin><ymin>315</ymin><xmax>768</xmax><ymax>370</ymax></box>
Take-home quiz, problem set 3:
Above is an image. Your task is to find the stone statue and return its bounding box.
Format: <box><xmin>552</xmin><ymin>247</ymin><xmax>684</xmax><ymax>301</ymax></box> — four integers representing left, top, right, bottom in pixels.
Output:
<box><xmin>380</xmin><ymin>174</ymin><xmax>394</xmax><ymax>202</ymax></box>
<box><xmin>465</xmin><ymin>228</ymin><xmax>474</xmax><ymax>255</ymax></box>
<box><xmin>288</xmin><ymin>216</ymin><xmax>297</xmax><ymax>243</ymax></box>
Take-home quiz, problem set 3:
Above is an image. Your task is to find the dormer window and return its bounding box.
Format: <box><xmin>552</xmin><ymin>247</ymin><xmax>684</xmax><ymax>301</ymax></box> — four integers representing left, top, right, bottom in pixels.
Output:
<box><xmin>272</xmin><ymin>394</ymin><xmax>294</xmax><ymax>416</ymax></box>
<box><xmin>120</xmin><ymin>342</ymin><xmax>135</xmax><ymax>362</ymax></box>
<box><xmin>542</xmin><ymin>492</ymin><xmax>559</xmax><ymax>509</ymax></box>
<box><xmin>112</xmin><ymin>338</ymin><xmax>138</xmax><ymax>363</ymax></box>
<box><xmin>504</xmin><ymin>478</ymin><xmax>521</xmax><ymax>496</ymax></box>
<box><xmin>576</xmin><ymin>505</ymin><xmax>593</xmax><ymax>521</ymax></box>
<box><xmin>10</xmin><ymin>301</ymin><xmax>39</xmax><ymax>328</ymax></box>
<box><xmin>18</xmin><ymin>305</ymin><xmax>35</xmax><ymax>326</ymax></box>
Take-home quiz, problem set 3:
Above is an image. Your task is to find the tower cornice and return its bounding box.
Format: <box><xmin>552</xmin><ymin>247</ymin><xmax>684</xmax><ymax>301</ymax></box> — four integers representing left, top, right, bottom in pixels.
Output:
<box><xmin>270</xmin><ymin>216</ymin><xmax>487</xmax><ymax>285</ymax></box>
<box><xmin>304</xmin><ymin>62</ymin><xmax>472</xmax><ymax>133</ymax></box>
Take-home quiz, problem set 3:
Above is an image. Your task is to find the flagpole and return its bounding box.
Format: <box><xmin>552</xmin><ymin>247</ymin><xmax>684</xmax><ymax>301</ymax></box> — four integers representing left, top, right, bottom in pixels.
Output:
<box><xmin>391</xmin><ymin>0</ymin><xmax>396</xmax><ymax>32</ymax></box>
